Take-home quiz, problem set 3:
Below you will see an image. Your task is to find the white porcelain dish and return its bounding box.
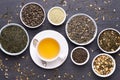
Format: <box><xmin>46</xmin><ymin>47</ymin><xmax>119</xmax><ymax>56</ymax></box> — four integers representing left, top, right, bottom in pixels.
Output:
<box><xmin>29</xmin><ymin>30</ymin><xmax>69</xmax><ymax>69</ymax></box>
<box><xmin>97</xmin><ymin>28</ymin><xmax>120</xmax><ymax>54</ymax></box>
<box><xmin>0</xmin><ymin>23</ymin><xmax>29</xmax><ymax>56</ymax></box>
<box><xmin>71</xmin><ymin>47</ymin><xmax>90</xmax><ymax>65</ymax></box>
<box><xmin>20</xmin><ymin>2</ymin><xmax>46</xmax><ymax>28</ymax></box>
<box><xmin>47</xmin><ymin>6</ymin><xmax>66</xmax><ymax>26</ymax></box>
<box><xmin>92</xmin><ymin>53</ymin><xmax>116</xmax><ymax>77</ymax></box>
<box><xmin>65</xmin><ymin>13</ymin><xmax>97</xmax><ymax>45</ymax></box>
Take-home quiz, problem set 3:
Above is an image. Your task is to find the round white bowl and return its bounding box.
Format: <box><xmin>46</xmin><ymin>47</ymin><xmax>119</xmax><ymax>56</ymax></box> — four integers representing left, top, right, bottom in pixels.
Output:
<box><xmin>47</xmin><ymin>6</ymin><xmax>66</xmax><ymax>26</ymax></box>
<box><xmin>65</xmin><ymin>13</ymin><xmax>97</xmax><ymax>45</ymax></box>
<box><xmin>20</xmin><ymin>2</ymin><xmax>46</xmax><ymax>28</ymax></box>
<box><xmin>97</xmin><ymin>28</ymin><xmax>120</xmax><ymax>54</ymax></box>
<box><xmin>92</xmin><ymin>53</ymin><xmax>116</xmax><ymax>77</ymax></box>
<box><xmin>0</xmin><ymin>23</ymin><xmax>29</xmax><ymax>56</ymax></box>
<box><xmin>71</xmin><ymin>47</ymin><xmax>90</xmax><ymax>65</ymax></box>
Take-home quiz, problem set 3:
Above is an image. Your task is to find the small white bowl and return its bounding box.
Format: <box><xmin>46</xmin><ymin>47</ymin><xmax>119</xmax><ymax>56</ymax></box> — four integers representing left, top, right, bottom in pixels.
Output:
<box><xmin>65</xmin><ymin>13</ymin><xmax>97</xmax><ymax>45</ymax></box>
<box><xmin>92</xmin><ymin>53</ymin><xmax>116</xmax><ymax>77</ymax></box>
<box><xmin>97</xmin><ymin>28</ymin><xmax>120</xmax><ymax>54</ymax></box>
<box><xmin>47</xmin><ymin>6</ymin><xmax>66</xmax><ymax>26</ymax></box>
<box><xmin>0</xmin><ymin>23</ymin><xmax>29</xmax><ymax>56</ymax></box>
<box><xmin>20</xmin><ymin>2</ymin><xmax>46</xmax><ymax>28</ymax></box>
<box><xmin>70</xmin><ymin>47</ymin><xmax>90</xmax><ymax>65</ymax></box>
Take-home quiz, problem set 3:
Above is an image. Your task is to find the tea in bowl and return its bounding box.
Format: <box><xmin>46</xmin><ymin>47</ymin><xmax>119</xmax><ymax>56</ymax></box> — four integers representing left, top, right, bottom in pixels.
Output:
<box><xmin>97</xmin><ymin>28</ymin><xmax>120</xmax><ymax>54</ymax></box>
<box><xmin>70</xmin><ymin>47</ymin><xmax>90</xmax><ymax>65</ymax></box>
<box><xmin>0</xmin><ymin>23</ymin><xmax>29</xmax><ymax>56</ymax></box>
<box><xmin>66</xmin><ymin>13</ymin><xmax>97</xmax><ymax>45</ymax></box>
<box><xmin>20</xmin><ymin>2</ymin><xmax>46</xmax><ymax>28</ymax></box>
<box><xmin>47</xmin><ymin>6</ymin><xmax>66</xmax><ymax>26</ymax></box>
<box><xmin>33</xmin><ymin>37</ymin><xmax>61</xmax><ymax>62</ymax></box>
<box><xmin>92</xmin><ymin>53</ymin><xmax>116</xmax><ymax>77</ymax></box>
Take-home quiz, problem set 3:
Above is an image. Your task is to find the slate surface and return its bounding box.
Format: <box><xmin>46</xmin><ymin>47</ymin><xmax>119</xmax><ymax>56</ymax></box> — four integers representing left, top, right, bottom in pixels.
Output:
<box><xmin>0</xmin><ymin>0</ymin><xmax>120</xmax><ymax>80</ymax></box>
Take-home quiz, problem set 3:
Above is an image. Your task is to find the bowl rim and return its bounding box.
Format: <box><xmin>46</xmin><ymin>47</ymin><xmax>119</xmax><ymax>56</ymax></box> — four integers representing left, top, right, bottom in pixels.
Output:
<box><xmin>70</xmin><ymin>46</ymin><xmax>90</xmax><ymax>65</ymax></box>
<box><xmin>65</xmin><ymin>13</ymin><xmax>97</xmax><ymax>45</ymax></box>
<box><xmin>92</xmin><ymin>53</ymin><xmax>116</xmax><ymax>77</ymax></box>
<box><xmin>0</xmin><ymin>23</ymin><xmax>29</xmax><ymax>56</ymax></box>
<box><xmin>47</xmin><ymin>6</ymin><xmax>66</xmax><ymax>26</ymax></box>
<box><xmin>20</xmin><ymin>2</ymin><xmax>46</xmax><ymax>28</ymax></box>
<box><xmin>97</xmin><ymin>28</ymin><xmax>120</xmax><ymax>54</ymax></box>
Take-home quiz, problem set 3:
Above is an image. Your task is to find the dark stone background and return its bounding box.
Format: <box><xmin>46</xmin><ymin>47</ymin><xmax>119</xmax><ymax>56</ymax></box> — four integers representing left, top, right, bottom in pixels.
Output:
<box><xmin>0</xmin><ymin>0</ymin><xmax>120</xmax><ymax>80</ymax></box>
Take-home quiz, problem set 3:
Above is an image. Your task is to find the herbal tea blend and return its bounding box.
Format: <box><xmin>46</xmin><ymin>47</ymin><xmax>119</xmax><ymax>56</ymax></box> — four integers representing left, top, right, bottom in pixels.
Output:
<box><xmin>22</xmin><ymin>3</ymin><xmax>44</xmax><ymax>27</ymax></box>
<box><xmin>0</xmin><ymin>26</ymin><xmax>28</xmax><ymax>53</ymax></box>
<box><xmin>48</xmin><ymin>7</ymin><xmax>66</xmax><ymax>25</ymax></box>
<box><xmin>67</xmin><ymin>14</ymin><xmax>96</xmax><ymax>44</ymax></box>
<box><xmin>99</xmin><ymin>29</ymin><xmax>120</xmax><ymax>52</ymax></box>
<box><xmin>93</xmin><ymin>55</ymin><xmax>114</xmax><ymax>75</ymax></box>
<box><xmin>72</xmin><ymin>48</ymin><xmax>87</xmax><ymax>63</ymax></box>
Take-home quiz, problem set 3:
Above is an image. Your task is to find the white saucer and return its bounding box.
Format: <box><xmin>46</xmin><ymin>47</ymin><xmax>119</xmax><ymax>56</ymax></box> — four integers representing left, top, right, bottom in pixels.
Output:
<box><xmin>30</xmin><ymin>30</ymin><xmax>69</xmax><ymax>69</ymax></box>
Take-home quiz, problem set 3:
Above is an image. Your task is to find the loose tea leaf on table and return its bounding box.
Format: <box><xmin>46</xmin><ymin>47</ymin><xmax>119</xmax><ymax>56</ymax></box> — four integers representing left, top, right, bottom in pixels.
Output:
<box><xmin>0</xmin><ymin>26</ymin><xmax>28</xmax><ymax>53</ymax></box>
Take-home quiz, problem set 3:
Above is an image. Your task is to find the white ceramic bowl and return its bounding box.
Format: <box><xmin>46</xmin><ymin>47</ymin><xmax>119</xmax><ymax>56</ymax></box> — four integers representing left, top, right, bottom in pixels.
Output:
<box><xmin>71</xmin><ymin>47</ymin><xmax>90</xmax><ymax>65</ymax></box>
<box><xmin>20</xmin><ymin>2</ymin><xmax>46</xmax><ymax>28</ymax></box>
<box><xmin>65</xmin><ymin>13</ymin><xmax>97</xmax><ymax>45</ymax></box>
<box><xmin>0</xmin><ymin>23</ymin><xmax>29</xmax><ymax>56</ymax></box>
<box><xmin>47</xmin><ymin>6</ymin><xmax>66</xmax><ymax>26</ymax></box>
<box><xmin>97</xmin><ymin>28</ymin><xmax>120</xmax><ymax>54</ymax></box>
<box><xmin>92</xmin><ymin>53</ymin><xmax>116</xmax><ymax>77</ymax></box>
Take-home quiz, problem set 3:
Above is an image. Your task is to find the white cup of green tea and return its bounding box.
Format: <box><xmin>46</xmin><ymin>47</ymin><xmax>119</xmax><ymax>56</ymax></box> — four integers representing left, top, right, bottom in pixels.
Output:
<box><xmin>33</xmin><ymin>37</ymin><xmax>61</xmax><ymax>62</ymax></box>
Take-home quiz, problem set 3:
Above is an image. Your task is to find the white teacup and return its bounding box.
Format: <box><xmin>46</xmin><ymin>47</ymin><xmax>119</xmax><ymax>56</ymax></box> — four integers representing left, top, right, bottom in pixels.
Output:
<box><xmin>33</xmin><ymin>37</ymin><xmax>61</xmax><ymax>62</ymax></box>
